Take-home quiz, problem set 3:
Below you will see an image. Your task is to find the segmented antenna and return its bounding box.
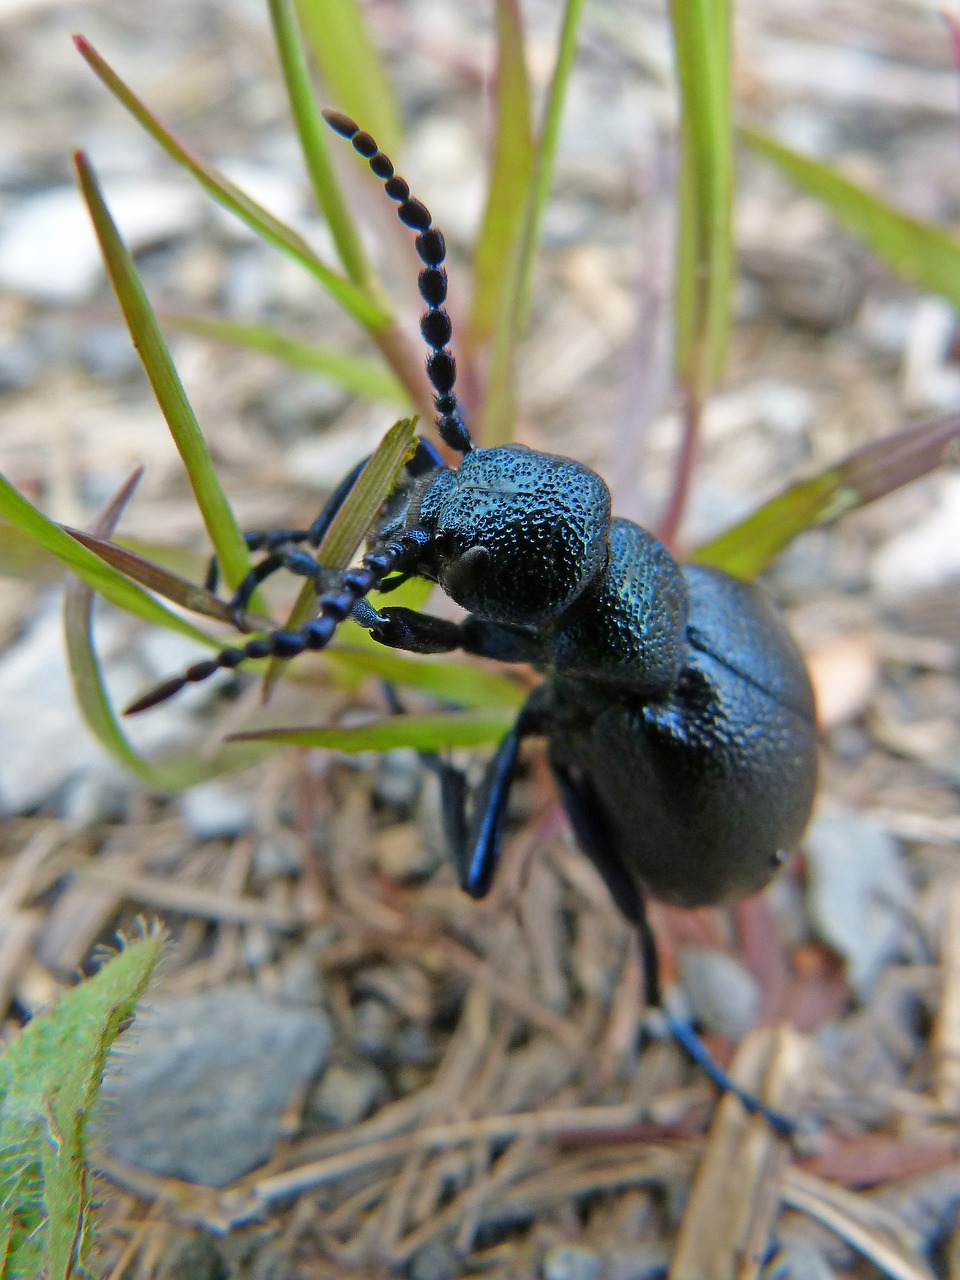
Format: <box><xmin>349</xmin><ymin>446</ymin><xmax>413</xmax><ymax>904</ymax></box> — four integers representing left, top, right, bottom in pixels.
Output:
<box><xmin>322</xmin><ymin>109</ymin><xmax>472</xmax><ymax>456</ymax></box>
<box><xmin>123</xmin><ymin>528</ymin><xmax>430</xmax><ymax>714</ymax></box>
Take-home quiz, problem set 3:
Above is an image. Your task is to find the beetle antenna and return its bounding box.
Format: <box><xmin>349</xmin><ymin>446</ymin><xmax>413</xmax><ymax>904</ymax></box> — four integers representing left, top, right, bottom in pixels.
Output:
<box><xmin>322</xmin><ymin>109</ymin><xmax>472</xmax><ymax>457</ymax></box>
<box><xmin>123</xmin><ymin>527</ymin><xmax>430</xmax><ymax>714</ymax></box>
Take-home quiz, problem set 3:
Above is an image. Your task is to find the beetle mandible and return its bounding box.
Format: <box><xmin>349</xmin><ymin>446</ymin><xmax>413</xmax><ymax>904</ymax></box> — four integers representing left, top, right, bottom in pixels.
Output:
<box><xmin>128</xmin><ymin>110</ymin><xmax>819</xmax><ymax>1126</ymax></box>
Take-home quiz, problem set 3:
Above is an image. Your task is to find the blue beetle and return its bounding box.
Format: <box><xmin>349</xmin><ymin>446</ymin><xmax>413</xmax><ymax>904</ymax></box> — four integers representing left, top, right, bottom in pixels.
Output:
<box><xmin>129</xmin><ymin>112</ymin><xmax>818</xmax><ymax>1127</ymax></box>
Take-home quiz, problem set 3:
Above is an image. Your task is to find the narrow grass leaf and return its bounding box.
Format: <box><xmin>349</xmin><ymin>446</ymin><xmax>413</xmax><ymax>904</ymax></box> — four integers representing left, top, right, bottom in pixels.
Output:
<box><xmin>75</xmin><ymin>151</ymin><xmax>252</xmax><ymax>596</ymax></box>
<box><xmin>514</xmin><ymin>0</ymin><xmax>586</xmax><ymax>327</ymax></box>
<box><xmin>0</xmin><ymin>519</ymin><xmax>61</xmax><ymax>580</ymax></box>
<box><xmin>743</xmin><ymin>127</ymin><xmax>960</xmax><ymax>308</ymax></box>
<box><xmin>481</xmin><ymin>0</ymin><xmax>586</xmax><ymax>445</ymax></box>
<box><xmin>326</xmin><ymin>645</ymin><xmax>526</xmax><ymax>712</ymax></box>
<box><xmin>0</xmin><ymin>472</ymin><xmax>213</xmax><ymax>646</ymax></box>
<box><xmin>670</xmin><ymin>0</ymin><xmax>734</xmax><ymax>393</ymax></box>
<box><xmin>63</xmin><ymin>471</ymin><xmax>172</xmax><ymax>785</ymax></box>
<box><xmin>293</xmin><ymin>0</ymin><xmax>401</xmax><ymax>157</ymax></box>
<box><xmin>262</xmin><ymin>417</ymin><xmax>418</xmax><ymax>695</ymax></box>
<box><xmin>65</xmin><ymin>528</ymin><xmax>270</xmax><ymax>627</ymax></box>
<box><xmin>229</xmin><ymin>711</ymin><xmax>514</xmax><ymax>752</ymax></box>
<box><xmin>163</xmin><ymin>313</ymin><xmax>406</xmax><ymax>403</ymax></box>
<box><xmin>692</xmin><ymin>412</ymin><xmax>960</xmax><ymax>577</ymax></box>
<box><xmin>74</xmin><ymin>36</ymin><xmax>387</xmax><ymax>330</ymax></box>
<box><xmin>269</xmin><ymin>0</ymin><xmax>372</xmax><ymax>287</ymax></box>
<box><xmin>468</xmin><ymin>0</ymin><xmax>533</xmax><ymax>353</ymax></box>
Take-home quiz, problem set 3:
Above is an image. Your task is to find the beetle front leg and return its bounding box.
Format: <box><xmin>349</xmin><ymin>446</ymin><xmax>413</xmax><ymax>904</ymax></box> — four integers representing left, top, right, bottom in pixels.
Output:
<box><xmin>352</xmin><ymin>603</ymin><xmax>545</xmax><ymax>664</ymax></box>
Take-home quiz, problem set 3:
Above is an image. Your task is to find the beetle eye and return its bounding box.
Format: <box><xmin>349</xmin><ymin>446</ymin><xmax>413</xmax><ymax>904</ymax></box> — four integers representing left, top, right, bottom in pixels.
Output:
<box><xmin>441</xmin><ymin>545</ymin><xmax>490</xmax><ymax>597</ymax></box>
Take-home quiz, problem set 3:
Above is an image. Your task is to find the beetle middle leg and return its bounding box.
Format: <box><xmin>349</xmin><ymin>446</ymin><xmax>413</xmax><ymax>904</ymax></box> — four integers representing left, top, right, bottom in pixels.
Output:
<box><xmin>365</xmin><ymin>612</ymin><xmax>547</xmax><ymax>895</ymax></box>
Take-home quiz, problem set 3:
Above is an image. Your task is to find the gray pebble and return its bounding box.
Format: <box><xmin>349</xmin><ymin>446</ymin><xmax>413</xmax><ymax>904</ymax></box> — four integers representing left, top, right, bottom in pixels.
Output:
<box><xmin>58</xmin><ymin>769</ymin><xmax>131</xmax><ymax>826</ymax></box>
<box><xmin>373</xmin><ymin>749</ymin><xmax>423</xmax><ymax>809</ymax></box>
<box><xmin>542</xmin><ymin>1245</ymin><xmax>605</xmax><ymax>1280</ymax></box>
<box><xmin>253</xmin><ymin>835</ymin><xmax>303</xmax><ymax>879</ymax></box>
<box><xmin>180</xmin><ymin>781</ymin><xmax>254</xmax><ymax>841</ymax></box>
<box><xmin>0</xmin><ymin>181</ymin><xmax>200</xmax><ymax>303</ymax></box>
<box><xmin>678</xmin><ymin>947</ymin><xmax>762</xmax><ymax>1042</ymax></box>
<box><xmin>351</xmin><ymin>997</ymin><xmax>398</xmax><ymax>1059</ymax></box>
<box><xmin>96</xmin><ymin>985</ymin><xmax>333</xmax><ymax>1187</ymax></box>
<box><xmin>805</xmin><ymin>809</ymin><xmax>909</xmax><ymax>995</ymax></box>
<box><xmin>309</xmin><ymin>1061</ymin><xmax>388</xmax><ymax>1128</ymax></box>
<box><xmin>407</xmin><ymin>1239</ymin><xmax>461</xmax><ymax>1280</ymax></box>
<box><xmin>762</xmin><ymin>1242</ymin><xmax>838</xmax><ymax>1280</ymax></box>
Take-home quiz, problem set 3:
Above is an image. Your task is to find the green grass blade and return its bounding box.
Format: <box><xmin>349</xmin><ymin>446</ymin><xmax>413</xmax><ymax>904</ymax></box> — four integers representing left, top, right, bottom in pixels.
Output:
<box><xmin>73</xmin><ymin>35</ymin><xmax>388</xmax><ymax>331</ymax></box>
<box><xmin>229</xmin><ymin>711</ymin><xmax>514</xmax><ymax>752</ymax></box>
<box><xmin>317</xmin><ymin>417</ymin><xmax>418</xmax><ymax>565</ymax></box>
<box><xmin>63</xmin><ymin>529</ymin><xmax>252</xmax><ymax>626</ymax></box>
<box><xmin>63</xmin><ymin>470</ymin><xmax>169</xmax><ymax>785</ymax></box>
<box><xmin>0</xmin><ymin>519</ymin><xmax>61</xmax><ymax>580</ymax></box>
<box><xmin>293</xmin><ymin>0</ymin><xmax>400</xmax><ymax>157</ymax></box>
<box><xmin>691</xmin><ymin>412</ymin><xmax>960</xmax><ymax>577</ymax></box>
<box><xmin>269</xmin><ymin>0</ymin><xmax>373</xmax><ymax>288</ymax></box>
<box><xmin>480</xmin><ymin>0</ymin><xmax>586</xmax><ymax>444</ymax></box>
<box><xmin>262</xmin><ymin>417</ymin><xmax>418</xmax><ymax>695</ymax></box>
<box><xmin>0</xmin><ymin>472</ymin><xmax>213</xmax><ymax>646</ymax></box>
<box><xmin>163</xmin><ymin>313</ymin><xmax>406</xmax><ymax>403</ymax></box>
<box><xmin>743</xmin><ymin>126</ymin><xmax>960</xmax><ymax>308</ymax></box>
<box><xmin>670</xmin><ymin>0</ymin><xmax>734</xmax><ymax>393</ymax></box>
<box><xmin>75</xmin><ymin>150</ymin><xmax>252</xmax><ymax>595</ymax></box>
<box><xmin>326</xmin><ymin>643</ymin><xmax>526</xmax><ymax>712</ymax></box>
<box><xmin>515</xmin><ymin>0</ymin><xmax>586</xmax><ymax>326</ymax></box>
<box><xmin>468</xmin><ymin>0</ymin><xmax>534</xmax><ymax>353</ymax></box>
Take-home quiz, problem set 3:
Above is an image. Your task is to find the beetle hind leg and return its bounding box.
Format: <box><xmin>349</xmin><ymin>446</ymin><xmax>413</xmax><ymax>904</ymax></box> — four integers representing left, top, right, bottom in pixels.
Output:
<box><xmin>550</xmin><ymin>757</ymin><xmax>797</xmax><ymax>1134</ymax></box>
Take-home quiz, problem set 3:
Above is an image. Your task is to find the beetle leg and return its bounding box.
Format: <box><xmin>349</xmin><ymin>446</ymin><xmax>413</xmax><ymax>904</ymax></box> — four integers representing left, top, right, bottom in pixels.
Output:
<box><xmin>428</xmin><ymin>708</ymin><xmax>538</xmax><ymax>897</ymax></box>
<box><xmin>550</xmin><ymin>757</ymin><xmax>796</xmax><ymax>1133</ymax></box>
<box><xmin>229</xmin><ymin>548</ymin><xmax>331</xmax><ymax>630</ymax></box>
<box><xmin>352</xmin><ymin>605</ymin><xmax>545</xmax><ymax>664</ymax></box>
<box><xmin>204</xmin><ymin>436</ymin><xmax>444</xmax><ymax>599</ymax></box>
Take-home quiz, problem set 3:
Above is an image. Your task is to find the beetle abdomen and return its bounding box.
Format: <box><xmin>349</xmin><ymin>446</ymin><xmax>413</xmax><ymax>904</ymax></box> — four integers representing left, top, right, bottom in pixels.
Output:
<box><xmin>548</xmin><ymin>565</ymin><xmax>817</xmax><ymax>909</ymax></box>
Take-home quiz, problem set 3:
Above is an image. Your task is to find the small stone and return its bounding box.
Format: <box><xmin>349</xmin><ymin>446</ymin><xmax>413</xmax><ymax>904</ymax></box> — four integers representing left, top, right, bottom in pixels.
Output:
<box><xmin>0</xmin><ymin>181</ymin><xmax>201</xmax><ymax>303</ymax></box>
<box><xmin>678</xmin><ymin>947</ymin><xmax>762</xmax><ymax>1042</ymax></box>
<box><xmin>180</xmin><ymin>782</ymin><xmax>254</xmax><ymax>841</ymax></box>
<box><xmin>351</xmin><ymin>997</ymin><xmax>397</xmax><ymax>1059</ymax></box>
<box><xmin>542</xmin><ymin>1244</ymin><xmax>605</xmax><ymax>1280</ymax></box>
<box><xmin>762</xmin><ymin>1242</ymin><xmax>839</xmax><ymax>1280</ymax></box>
<box><xmin>275</xmin><ymin>950</ymin><xmax>327</xmax><ymax>1006</ymax></box>
<box><xmin>407</xmin><ymin>1239</ymin><xmax>461</xmax><ymax>1280</ymax></box>
<box><xmin>870</xmin><ymin>474</ymin><xmax>960</xmax><ymax>598</ymax></box>
<box><xmin>373</xmin><ymin>749</ymin><xmax>422</xmax><ymax>809</ymax></box>
<box><xmin>253</xmin><ymin>835</ymin><xmax>303</xmax><ymax>879</ymax></box>
<box><xmin>309</xmin><ymin>1061</ymin><xmax>388</xmax><ymax>1128</ymax></box>
<box><xmin>606</xmin><ymin>1244</ymin><xmax>672</xmax><ymax>1280</ymax></box>
<box><xmin>96</xmin><ymin>985</ymin><xmax>333</xmax><ymax>1187</ymax></box>
<box><xmin>58</xmin><ymin>769</ymin><xmax>131</xmax><ymax>825</ymax></box>
<box><xmin>805</xmin><ymin>809</ymin><xmax>909</xmax><ymax>995</ymax></box>
<box><xmin>394</xmin><ymin>1023</ymin><xmax>436</xmax><ymax>1068</ymax></box>
<box><xmin>756</xmin><ymin>379</ymin><xmax>812</xmax><ymax>439</ymax></box>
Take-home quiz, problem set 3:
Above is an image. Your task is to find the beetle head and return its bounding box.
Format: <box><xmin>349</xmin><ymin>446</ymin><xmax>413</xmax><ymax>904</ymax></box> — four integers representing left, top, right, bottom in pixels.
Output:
<box><xmin>415</xmin><ymin>445</ymin><xmax>611</xmax><ymax>626</ymax></box>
